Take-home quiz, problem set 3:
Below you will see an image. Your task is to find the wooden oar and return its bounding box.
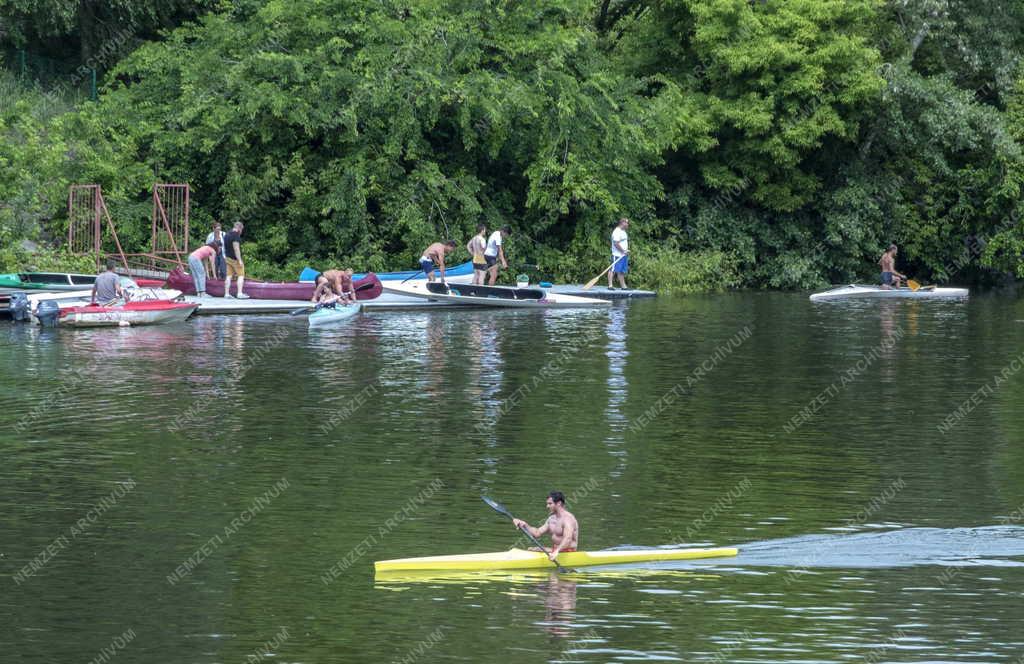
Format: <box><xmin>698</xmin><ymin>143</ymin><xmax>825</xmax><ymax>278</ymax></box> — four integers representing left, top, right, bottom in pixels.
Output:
<box><xmin>582</xmin><ymin>258</ymin><xmax>620</xmax><ymax>290</ymax></box>
<box><xmin>481</xmin><ymin>496</ymin><xmax>572</xmax><ymax>573</ymax></box>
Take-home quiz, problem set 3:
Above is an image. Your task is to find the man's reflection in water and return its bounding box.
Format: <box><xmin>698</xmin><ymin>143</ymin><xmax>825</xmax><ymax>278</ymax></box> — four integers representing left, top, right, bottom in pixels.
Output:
<box><xmin>537</xmin><ymin>571</ymin><xmax>577</xmax><ymax>638</ymax></box>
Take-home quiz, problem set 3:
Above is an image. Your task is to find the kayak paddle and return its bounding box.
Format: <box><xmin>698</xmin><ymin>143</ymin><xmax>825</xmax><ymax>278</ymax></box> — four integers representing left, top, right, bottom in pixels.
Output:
<box><xmin>583</xmin><ymin>259</ymin><xmax>619</xmax><ymax>290</ymax></box>
<box><xmin>907</xmin><ymin>278</ymin><xmax>920</xmax><ymax>291</ymax></box>
<box><xmin>481</xmin><ymin>496</ymin><xmax>572</xmax><ymax>573</ymax></box>
<box><xmin>291</xmin><ymin>279</ymin><xmax>377</xmax><ymax>314</ymax></box>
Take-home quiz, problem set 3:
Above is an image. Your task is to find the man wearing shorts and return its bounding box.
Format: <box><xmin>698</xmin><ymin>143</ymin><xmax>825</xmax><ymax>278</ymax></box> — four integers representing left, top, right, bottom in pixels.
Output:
<box><xmin>223</xmin><ymin>222</ymin><xmax>250</xmax><ymax>299</ymax></box>
<box><xmin>466</xmin><ymin>224</ymin><xmax>488</xmax><ymax>285</ymax></box>
<box><xmin>608</xmin><ymin>217</ymin><xmax>629</xmax><ymax>290</ymax></box>
<box><xmin>419</xmin><ymin>240</ymin><xmax>457</xmax><ymax>282</ymax></box>
<box><xmin>484</xmin><ymin>226</ymin><xmax>510</xmax><ymax>285</ymax></box>
<box><xmin>878</xmin><ymin>244</ymin><xmax>905</xmax><ymax>289</ymax></box>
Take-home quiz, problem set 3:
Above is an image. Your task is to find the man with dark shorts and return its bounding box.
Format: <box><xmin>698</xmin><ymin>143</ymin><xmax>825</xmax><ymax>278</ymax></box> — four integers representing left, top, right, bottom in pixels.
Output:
<box><xmin>312</xmin><ymin>268</ymin><xmax>357</xmax><ymax>305</ymax></box>
<box><xmin>484</xmin><ymin>226</ymin><xmax>510</xmax><ymax>286</ymax></box>
<box><xmin>608</xmin><ymin>217</ymin><xmax>630</xmax><ymax>290</ymax></box>
<box><xmin>512</xmin><ymin>491</ymin><xmax>579</xmax><ymax>561</ymax></box>
<box><xmin>878</xmin><ymin>244</ymin><xmax>905</xmax><ymax>289</ymax></box>
<box><xmin>419</xmin><ymin>240</ymin><xmax>457</xmax><ymax>282</ymax></box>
<box><xmin>466</xmin><ymin>224</ymin><xmax>488</xmax><ymax>285</ymax></box>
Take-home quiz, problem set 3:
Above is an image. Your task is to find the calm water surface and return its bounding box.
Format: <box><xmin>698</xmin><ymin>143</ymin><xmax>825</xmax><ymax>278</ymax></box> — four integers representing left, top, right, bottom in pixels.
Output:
<box><xmin>3</xmin><ymin>293</ymin><xmax>1024</xmax><ymax>663</ymax></box>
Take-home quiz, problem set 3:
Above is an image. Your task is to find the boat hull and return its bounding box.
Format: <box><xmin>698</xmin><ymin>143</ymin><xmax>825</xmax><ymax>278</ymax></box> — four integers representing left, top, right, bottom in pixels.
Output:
<box><xmin>308</xmin><ymin>304</ymin><xmax>361</xmax><ymax>327</ymax></box>
<box><xmin>382</xmin><ymin>282</ymin><xmax>610</xmax><ymax>308</ymax></box>
<box><xmin>166</xmin><ymin>268</ymin><xmax>383</xmax><ymax>301</ymax></box>
<box><xmin>810</xmin><ymin>285</ymin><xmax>969</xmax><ymax>301</ymax></box>
<box><xmin>58</xmin><ymin>301</ymin><xmax>198</xmax><ymax>327</ymax></box>
<box><xmin>374</xmin><ymin>546</ymin><xmax>738</xmax><ymax>572</ymax></box>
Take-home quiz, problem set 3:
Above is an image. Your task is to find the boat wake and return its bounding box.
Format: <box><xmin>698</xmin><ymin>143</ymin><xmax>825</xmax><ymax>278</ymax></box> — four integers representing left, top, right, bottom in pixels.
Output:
<box><xmin>705</xmin><ymin>525</ymin><xmax>1024</xmax><ymax>570</ymax></box>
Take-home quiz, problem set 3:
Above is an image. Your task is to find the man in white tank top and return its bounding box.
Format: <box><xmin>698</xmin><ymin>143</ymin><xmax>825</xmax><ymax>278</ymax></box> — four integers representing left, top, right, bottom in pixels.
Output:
<box><xmin>608</xmin><ymin>218</ymin><xmax>629</xmax><ymax>290</ymax></box>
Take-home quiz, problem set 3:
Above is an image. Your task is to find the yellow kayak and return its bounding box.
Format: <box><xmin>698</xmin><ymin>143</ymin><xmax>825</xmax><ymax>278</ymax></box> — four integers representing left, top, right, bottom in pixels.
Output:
<box><xmin>374</xmin><ymin>546</ymin><xmax>738</xmax><ymax>573</ymax></box>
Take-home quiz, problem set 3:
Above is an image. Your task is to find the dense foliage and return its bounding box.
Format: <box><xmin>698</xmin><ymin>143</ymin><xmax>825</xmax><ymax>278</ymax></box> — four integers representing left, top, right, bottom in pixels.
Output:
<box><xmin>2</xmin><ymin>0</ymin><xmax>1022</xmax><ymax>290</ymax></box>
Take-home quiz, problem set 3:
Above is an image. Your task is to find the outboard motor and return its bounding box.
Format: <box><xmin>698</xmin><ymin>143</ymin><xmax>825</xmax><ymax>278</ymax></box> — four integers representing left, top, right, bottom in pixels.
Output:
<box><xmin>8</xmin><ymin>291</ymin><xmax>30</xmax><ymax>322</ymax></box>
<box><xmin>35</xmin><ymin>300</ymin><xmax>61</xmax><ymax>328</ymax></box>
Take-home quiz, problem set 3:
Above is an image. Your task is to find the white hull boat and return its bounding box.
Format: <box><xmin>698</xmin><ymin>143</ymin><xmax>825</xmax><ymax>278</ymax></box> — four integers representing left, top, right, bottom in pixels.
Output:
<box><xmin>57</xmin><ymin>300</ymin><xmax>198</xmax><ymax>327</ymax></box>
<box><xmin>810</xmin><ymin>284</ymin><xmax>969</xmax><ymax>301</ymax></box>
<box><xmin>382</xmin><ymin>281</ymin><xmax>610</xmax><ymax>308</ymax></box>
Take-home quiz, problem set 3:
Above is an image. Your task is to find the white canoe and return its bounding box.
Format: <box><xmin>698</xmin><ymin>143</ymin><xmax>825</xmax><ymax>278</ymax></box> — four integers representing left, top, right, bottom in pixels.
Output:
<box><xmin>382</xmin><ymin>281</ymin><xmax>610</xmax><ymax>308</ymax></box>
<box><xmin>308</xmin><ymin>303</ymin><xmax>361</xmax><ymax>327</ymax></box>
<box><xmin>810</xmin><ymin>284</ymin><xmax>969</xmax><ymax>301</ymax></box>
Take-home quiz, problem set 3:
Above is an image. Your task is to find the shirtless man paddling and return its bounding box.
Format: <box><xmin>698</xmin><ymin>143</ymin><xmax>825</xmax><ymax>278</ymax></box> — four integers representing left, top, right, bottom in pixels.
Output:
<box><xmin>512</xmin><ymin>491</ymin><xmax>579</xmax><ymax>561</ymax></box>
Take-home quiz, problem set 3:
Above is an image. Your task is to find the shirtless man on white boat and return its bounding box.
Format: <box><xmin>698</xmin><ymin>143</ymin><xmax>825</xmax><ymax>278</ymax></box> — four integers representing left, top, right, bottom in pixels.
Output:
<box><xmin>878</xmin><ymin>244</ymin><xmax>906</xmax><ymax>289</ymax></box>
<box><xmin>512</xmin><ymin>491</ymin><xmax>579</xmax><ymax>560</ymax></box>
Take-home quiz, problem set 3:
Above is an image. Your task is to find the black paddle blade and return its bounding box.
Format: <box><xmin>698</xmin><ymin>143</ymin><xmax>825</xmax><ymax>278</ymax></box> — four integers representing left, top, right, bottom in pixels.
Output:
<box><xmin>481</xmin><ymin>496</ymin><xmax>514</xmax><ymax>520</ymax></box>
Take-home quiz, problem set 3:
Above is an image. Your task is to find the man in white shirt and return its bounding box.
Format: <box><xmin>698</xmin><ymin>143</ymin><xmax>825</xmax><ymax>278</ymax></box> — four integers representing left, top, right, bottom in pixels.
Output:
<box><xmin>484</xmin><ymin>225</ymin><xmax>510</xmax><ymax>285</ymax></box>
<box><xmin>608</xmin><ymin>218</ymin><xmax>629</xmax><ymax>290</ymax></box>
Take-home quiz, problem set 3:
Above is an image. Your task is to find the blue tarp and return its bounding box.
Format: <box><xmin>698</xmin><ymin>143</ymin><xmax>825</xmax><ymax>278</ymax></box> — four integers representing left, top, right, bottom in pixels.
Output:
<box><xmin>300</xmin><ymin>262</ymin><xmax>475</xmax><ymax>282</ymax></box>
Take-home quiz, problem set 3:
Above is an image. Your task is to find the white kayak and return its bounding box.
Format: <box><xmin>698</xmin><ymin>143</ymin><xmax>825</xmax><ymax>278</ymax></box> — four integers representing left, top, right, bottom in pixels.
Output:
<box><xmin>382</xmin><ymin>281</ymin><xmax>610</xmax><ymax>308</ymax></box>
<box><xmin>308</xmin><ymin>303</ymin><xmax>361</xmax><ymax>327</ymax></box>
<box><xmin>810</xmin><ymin>284</ymin><xmax>969</xmax><ymax>301</ymax></box>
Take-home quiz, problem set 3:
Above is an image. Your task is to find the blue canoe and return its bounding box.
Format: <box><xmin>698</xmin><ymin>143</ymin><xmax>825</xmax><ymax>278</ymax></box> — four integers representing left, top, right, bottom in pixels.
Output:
<box><xmin>300</xmin><ymin>262</ymin><xmax>475</xmax><ymax>283</ymax></box>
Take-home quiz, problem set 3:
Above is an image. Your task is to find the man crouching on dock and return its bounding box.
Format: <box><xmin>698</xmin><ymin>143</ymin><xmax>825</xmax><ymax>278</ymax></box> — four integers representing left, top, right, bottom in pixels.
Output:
<box><xmin>512</xmin><ymin>491</ymin><xmax>579</xmax><ymax>560</ymax></box>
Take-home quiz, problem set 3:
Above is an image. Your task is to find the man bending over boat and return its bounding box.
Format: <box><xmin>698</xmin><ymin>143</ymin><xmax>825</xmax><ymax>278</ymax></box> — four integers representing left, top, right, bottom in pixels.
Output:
<box><xmin>512</xmin><ymin>491</ymin><xmax>579</xmax><ymax>561</ymax></box>
<box><xmin>312</xmin><ymin>269</ymin><xmax>356</xmax><ymax>305</ymax></box>
<box><xmin>420</xmin><ymin>240</ymin><xmax>457</xmax><ymax>282</ymax></box>
<box><xmin>878</xmin><ymin>244</ymin><xmax>906</xmax><ymax>289</ymax></box>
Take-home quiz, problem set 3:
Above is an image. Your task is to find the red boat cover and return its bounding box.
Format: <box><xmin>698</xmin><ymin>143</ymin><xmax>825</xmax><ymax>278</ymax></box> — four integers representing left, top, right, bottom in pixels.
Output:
<box><xmin>165</xmin><ymin>268</ymin><xmax>382</xmax><ymax>301</ymax></box>
<box><xmin>60</xmin><ymin>300</ymin><xmax>197</xmax><ymax>316</ymax></box>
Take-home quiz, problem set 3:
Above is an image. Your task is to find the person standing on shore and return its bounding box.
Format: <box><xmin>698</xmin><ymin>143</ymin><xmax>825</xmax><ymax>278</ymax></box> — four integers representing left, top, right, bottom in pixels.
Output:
<box><xmin>484</xmin><ymin>226</ymin><xmax>510</xmax><ymax>286</ymax></box>
<box><xmin>188</xmin><ymin>240</ymin><xmax>221</xmax><ymax>298</ymax></box>
<box><xmin>466</xmin><ymin>224</ymin><xmax>488</xmax><ymax>285</ymax></box>
<box><xmin>222</xmin><ymin>222</ymin><xmax>250</xmax><ymax>299</ymax></box>
<box><xmin>205</xmin><ymin>222</ymin><xmax>227</xmax><ymax>279</ymax></box>
<box><xmin>608</xmin><ymin>218</ymin><xmax>629</xmax><ymax>290</ymax></box>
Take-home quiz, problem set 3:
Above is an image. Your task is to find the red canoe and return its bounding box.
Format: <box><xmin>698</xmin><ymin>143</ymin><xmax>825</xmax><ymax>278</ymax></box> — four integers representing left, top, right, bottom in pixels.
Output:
<box><xmin>59</xmin><ymin>300</ymin><xmax>199</xmax><ymax>327</ymax></box>
<box><xmin>165</xmin><ymin>268</ymin><xmax>383</xmax><ymax>301</ymax></box>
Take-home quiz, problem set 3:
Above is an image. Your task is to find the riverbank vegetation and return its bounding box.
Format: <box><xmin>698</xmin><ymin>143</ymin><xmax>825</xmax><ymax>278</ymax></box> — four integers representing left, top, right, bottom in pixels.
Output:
<box><xmin>2</xmin><ymin>0</ymin><xmax>1023</xmax><ymax>291</ymax></box>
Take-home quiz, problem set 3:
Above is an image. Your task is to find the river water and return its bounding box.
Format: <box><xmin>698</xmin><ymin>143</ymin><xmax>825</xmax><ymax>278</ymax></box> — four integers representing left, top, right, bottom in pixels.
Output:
<box><xmin>3</xmin><ymin>293</ymin><xmax>1024</xmax><ymax>663</ymax></box>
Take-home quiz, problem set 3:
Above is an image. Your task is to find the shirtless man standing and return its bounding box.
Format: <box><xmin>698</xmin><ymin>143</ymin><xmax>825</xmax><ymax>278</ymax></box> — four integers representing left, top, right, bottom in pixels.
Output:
<box><xmin>512</xmin><ymin>491</ymin><xmax>579</xmax><ymax>561</ymax></box>
<box><xmin>420</xmin><ymin>240</ymin><xmax>457</xmax><ymax>282</ymax></box>
<box><xmin>878</xmin><ymin>244</ymin><xmax>906</xmax><ymax>289</ymax></box>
